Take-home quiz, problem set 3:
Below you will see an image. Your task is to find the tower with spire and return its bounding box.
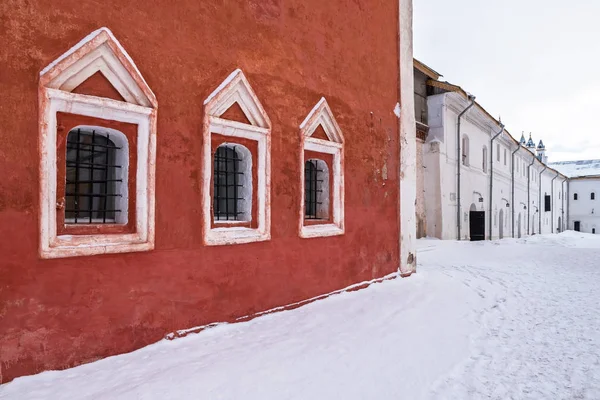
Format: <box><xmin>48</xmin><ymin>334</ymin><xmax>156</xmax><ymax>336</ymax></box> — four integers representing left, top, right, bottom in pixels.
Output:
<box><xmin>537</xmin><ymin>140</ymin><xmax>547</xmax><ymax>163</ymax></box>
<box><xmin>519</xmin><ymin>131</ymin><xmax>526</xmax><ymax>146</ymax></box>
<box><xmin>525</xmin><ymin>132</ymin><xmax>535</xmax><ymax>149</ymax></box>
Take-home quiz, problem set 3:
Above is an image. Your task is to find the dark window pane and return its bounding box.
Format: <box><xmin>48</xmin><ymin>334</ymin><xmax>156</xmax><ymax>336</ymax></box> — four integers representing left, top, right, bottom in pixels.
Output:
<box><xmin>213</xmin><ymin>146</ymin><xmax>242</xmax><ymax>220</ymax></box>
<box><xmin>65</xmin><ymin>128</ymin><xmax>121</xmax><ymax>224</ymax></box>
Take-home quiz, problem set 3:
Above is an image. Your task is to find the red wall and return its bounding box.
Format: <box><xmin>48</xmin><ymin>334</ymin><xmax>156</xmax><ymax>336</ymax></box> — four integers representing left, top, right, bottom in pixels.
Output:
<box><xmin>0</xmin><ymin>0</ymin><xmax>401</xmax><ymax>382</ymax></box>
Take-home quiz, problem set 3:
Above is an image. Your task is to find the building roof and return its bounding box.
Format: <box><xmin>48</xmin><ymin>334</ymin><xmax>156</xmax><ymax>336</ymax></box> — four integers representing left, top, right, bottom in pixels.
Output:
<box><xmin>413</xmin><ymin>59</ymin><xmax>442</xmax><ymax>80</ymax></box>
<box><xmin>549</xmin><ymin>160</ymin><xmax>600</xmax><ymax>178</ymax></box>
<box><xmin>423</xmin><ymin>68</ymin><xmax>568</xmax><ymax>180</ymax></box>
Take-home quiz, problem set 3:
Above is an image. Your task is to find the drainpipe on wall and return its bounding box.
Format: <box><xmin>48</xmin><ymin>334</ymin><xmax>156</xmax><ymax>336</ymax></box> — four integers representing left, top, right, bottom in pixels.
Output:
<box><xmin>456</xmin><ymin>94</ymin><xmax>476</xmax><ymax>241</ymax></box>
<box><xmin>561</xmin><ymin>179</ymin><xmax>565</xmax><ymax>231</ymax></box>
<box><xmin>566</xmin><ymin>179</ymin><xmax>570</xmax><ymax>229</ymax></box>
<box><xmin>551</xmin><ymin>172</ymin><xmax>559</xmax><ymax>233</ymax></box>
<box><xmin>510</xmin><ymin>146</ymin><xmax>521</xmax><ymax>238</ymax></box>
<box><xmin>538</xmin><ymin>166</ymin><xmax>548</xmax><ymax>234</ymax></box>
<box><xmin>489</xmin><ymin>123</ymin><xmax>505</xmax><ymax>240</ymax></box>
<box><xmin>526</xmin><ymin>157</ymin><xmax>536</xmax><ymax>235</ymax></box>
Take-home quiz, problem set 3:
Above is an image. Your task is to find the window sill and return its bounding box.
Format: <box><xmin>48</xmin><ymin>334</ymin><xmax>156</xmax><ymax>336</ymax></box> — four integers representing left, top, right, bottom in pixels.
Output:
<box><xmin>300</xmin><ymin>223</ymin><xmax>344</xmax><ymax>239</ymax></box>
<box><xmin>41</xmin><ymin>233</ymin><xmax>153</xmax><ymax>259</ymax></box>
<box><xmin>204</xmin><ymin>226</ymin><xmax>269</xmax><ymax>246</ymax></box>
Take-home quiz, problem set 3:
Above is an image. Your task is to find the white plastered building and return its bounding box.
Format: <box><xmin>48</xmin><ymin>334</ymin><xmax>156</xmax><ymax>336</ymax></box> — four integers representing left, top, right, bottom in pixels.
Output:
<box><xmin>417</xmin><ymin>69</ymin><xmax>567</xmax><ymax>241</ymax></box>
<box><xmin>550</xmin><ymin>160</ymin><xmax>600</xmax><ymax>234</ymax></box>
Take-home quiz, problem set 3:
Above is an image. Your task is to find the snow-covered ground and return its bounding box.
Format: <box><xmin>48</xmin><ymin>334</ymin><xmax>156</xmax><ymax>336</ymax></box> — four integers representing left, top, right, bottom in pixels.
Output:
<box><xmin>2</xmin><ymin>232</ymin><xmax>600</xmax><ymax>399</ymax></box>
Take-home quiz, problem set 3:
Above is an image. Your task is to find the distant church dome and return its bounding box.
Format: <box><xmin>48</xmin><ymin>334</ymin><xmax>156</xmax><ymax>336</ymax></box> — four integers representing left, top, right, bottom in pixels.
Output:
<box><xmin>525</xmin><ymin>133</ymin><xmax>535</xmax><ymax>148</ymax></box>
<box><xmin>519</xmin><ymin>132</ymin><xmax>526</xmax><ymax>145</ymax></box>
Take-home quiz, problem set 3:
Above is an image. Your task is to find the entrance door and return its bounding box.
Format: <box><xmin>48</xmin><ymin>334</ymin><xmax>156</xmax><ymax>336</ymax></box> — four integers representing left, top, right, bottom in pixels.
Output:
<box><xmin>469</xmin><ymin>211</ymin><xmax>485</xmax><ymax>241</ymax></box>
<box><xmin>499</xmin><ymin>209</ymin><xmax>504</xmax><ymax>239</ymax></box>
<box><xmin>574</xmin><ymin>221</ymin><xmax>581</xmax><ymax>232</ymax></box>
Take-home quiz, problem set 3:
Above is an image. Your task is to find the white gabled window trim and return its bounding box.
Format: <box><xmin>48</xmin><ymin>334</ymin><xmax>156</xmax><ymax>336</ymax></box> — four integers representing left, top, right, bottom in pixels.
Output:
<box><xmin>39</xmin><ymin>28</ymin><xmax>157</xmax><ymax>259</ymax></box>
<box><xmin>202</xmin><ymin>69</ymin><xmax>271</xmax><ymax>245</ymax></box>
<box><xmin>299</xmin><ymin>98</ymin><xmax>345</xmax><ymax>238</ymax></box>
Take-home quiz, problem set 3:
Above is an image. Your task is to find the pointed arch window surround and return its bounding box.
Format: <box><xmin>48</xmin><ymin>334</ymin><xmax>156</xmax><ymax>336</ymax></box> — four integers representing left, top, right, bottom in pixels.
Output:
<box><xmin>202</xmin><ymin>69</ymin><xmax>271</xmax><ymax>245</ymax></box>
<box><xmin>38</xmin><ymin>28</ymin><xmax>157</xmax><ymax>259</ymax></box>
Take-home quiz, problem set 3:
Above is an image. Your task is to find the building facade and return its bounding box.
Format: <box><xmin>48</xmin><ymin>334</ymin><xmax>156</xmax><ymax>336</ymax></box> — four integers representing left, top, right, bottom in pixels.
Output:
<box><xmin>550</xmin><ymin>160</ymin><xmax>600</xmax><ymax>233</ymax></box>
<box><xmin>416</xmin><ymin>63</ymin><xmax>567</xmax><ymax>241</ymax></box>
<box><xmin>0</xmin><ymin>1</ymin><xmax>416</xmax><ymax>382</ymax></box>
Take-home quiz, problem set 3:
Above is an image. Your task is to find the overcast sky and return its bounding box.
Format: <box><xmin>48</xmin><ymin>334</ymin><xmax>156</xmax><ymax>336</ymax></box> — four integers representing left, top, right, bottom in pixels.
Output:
<box><xmin>414</xmin><ymin>0</ymin><xmax>599</xmax><ymax>162</ymax></box>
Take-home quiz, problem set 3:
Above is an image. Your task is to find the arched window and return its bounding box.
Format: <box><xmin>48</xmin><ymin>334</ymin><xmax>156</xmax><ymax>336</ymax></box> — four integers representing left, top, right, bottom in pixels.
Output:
<box><xmin>482</xmin><ymin>147</ymin><xmax>487</xmax><ymax>173</ymax></box>
<box><xmin>213</xmin><ymin>144</ymin><xmax>252</xmax><ymax>222</ymax></box>
<box><xmin>462</xmin><ymin>135</ymin><xmax>470</xmax><ymax>166</ymax></box>
<box><xmin>304</xmin><ymin>159</ymin><xmax>330</xmax><ymax>219</ymax></box>
<box><xmin>592</xmin><ymin>192</ymin><xmax>596</xmax><ymax>200</ymax></box>
<box><xmin>65</xmin><ymin>127</ymin><xmax>129</xmax><ymax>224</ymax></box>
<box><xmin>574</xmin><ymin>193</ymin><xmax>578</xmax><ymax>200</ymax></box>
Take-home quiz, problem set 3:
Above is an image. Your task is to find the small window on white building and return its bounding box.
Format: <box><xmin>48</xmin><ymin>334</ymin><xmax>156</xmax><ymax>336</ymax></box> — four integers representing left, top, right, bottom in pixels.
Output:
<box><xmin>482</xmin><ymin>146</ymin><xmax>487</xmax><ymax>173</ymax></box>
<box><xmin>496</xmin><ymin>144</ymin><xmax>500</xmax><ymax>162</ymax></box>
<box><xmin>462</xmin><ymin>135</ymin><xmax>470</xmax><ymax>166</ymax></box>
<box><xmin>592</xmin><ymin>192</ymin><xmax>596</xmax><ymax>200</ymax></box>
<box><xmin>516</xmin><ymin>159</ymin><xmax>519</xmax><ymax>173</ymax></box>
<box><xmin>503</xmin><ymin>148</ymin><xmax>507</xmax><ymax>166</ymax></box>
<box><xmin>574</xmin><ymin>193</ymin><xmax>578</xmax><ymax>200</ymax></box>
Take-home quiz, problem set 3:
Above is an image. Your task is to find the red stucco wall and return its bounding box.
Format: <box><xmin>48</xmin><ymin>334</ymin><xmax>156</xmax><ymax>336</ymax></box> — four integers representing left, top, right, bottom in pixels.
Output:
<box><xmin>0</xmin><ymin>0</ymin><xmax>401</xmax><ymax>382</ymax></box>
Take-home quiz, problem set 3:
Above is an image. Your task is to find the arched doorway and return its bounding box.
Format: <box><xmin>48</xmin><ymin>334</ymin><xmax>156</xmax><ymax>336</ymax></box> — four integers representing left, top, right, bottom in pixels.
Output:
<box><xmin>517</xmin><ymin>212</ymin><xmax>522</xmax><ymax>238</ymax></box>
<box><xmin>499</xmin><ymin>208</ymin><xmax>504</xmax><ymax>239</ymax></box>
<box><xmin>469</xmin><ymin>203</ymin><xmax>485</xmax><ymax>241</ymax></box>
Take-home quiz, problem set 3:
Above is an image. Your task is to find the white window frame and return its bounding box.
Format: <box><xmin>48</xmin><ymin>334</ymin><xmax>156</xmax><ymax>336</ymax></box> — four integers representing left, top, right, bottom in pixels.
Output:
<box><xmin>299</xmin><ymin>98</ymin><xmax>344</xmax><ymax>238</ymax></box>
<box><xmin>202</xmin><ymin>69</ymin><xmax>271</xmax><ymax>245</ymax></box>
<box><xmin>482</xmin><ymin>146</ymin><xmax>487</xmax><ymax>173</ymax></box>
<box><xmin>39</xmin><ymin>28</ymin><xmax>157</xmax><ymax>259</ymax></box>
<box><xmin>461</xmin><ymin>135</ymin><xmax>469</xmax><ymax>166</ymax></box>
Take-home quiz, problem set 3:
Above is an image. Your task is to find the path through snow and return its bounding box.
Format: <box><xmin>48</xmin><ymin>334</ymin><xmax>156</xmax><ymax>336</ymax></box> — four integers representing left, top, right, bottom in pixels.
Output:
<box><xmin>1</xmin><ymin>232</ymin><xmax>599</xmax><ymax>399</ymax></box>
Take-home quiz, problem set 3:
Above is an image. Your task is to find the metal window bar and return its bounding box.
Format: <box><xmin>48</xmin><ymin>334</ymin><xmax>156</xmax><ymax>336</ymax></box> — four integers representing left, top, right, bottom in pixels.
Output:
<box><xmin>304</xmin><ymin>160</ymin><xmax>323</xmax><ymax>219</ymax></box>
<box><xmin>214</xmin><ymin>146</ymin><xmax>244</xmax><ymax>220</ymax></box>
<box><xmin>65</xmin><ymin>128</ymin><xmax>122</xmax><ymax>224</ymax></box>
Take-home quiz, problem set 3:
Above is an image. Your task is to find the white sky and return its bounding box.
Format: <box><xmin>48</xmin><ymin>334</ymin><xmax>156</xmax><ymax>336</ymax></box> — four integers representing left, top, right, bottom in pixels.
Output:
<box><xmin>414</xmin><ymin>0</ymin><xmax>600</xmax><ymax>162</ymax></box>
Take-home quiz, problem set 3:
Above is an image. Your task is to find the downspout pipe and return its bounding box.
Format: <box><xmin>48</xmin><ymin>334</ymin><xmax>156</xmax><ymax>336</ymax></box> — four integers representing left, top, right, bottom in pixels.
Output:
<box><xmin>565</xmin><ymin>178</ymin><xmax>571</xmax><ymax>230</ymax></box>
<box><xmin>489</xmin><ymin>123</ymin><xmax>505</xmax><ymax>240</ymax></box>
<box><xmin>511</xmin><ymin>146</ymin><xmax>521</xmax><ymax>238</ymax></box>
<box><xmin>526</xmin><ymin>157</ymin><xmax>536</xmax><ymax>235</ymax></box>
<box><xmin>561</xmin><ymin>178</ymin><xmax>567</xmax><ymax>232</ymax></box>
<box><xmin>538</xmin><ymin>166</ymin><xmax>548</xmax><ymax>234</ymax></box>
<box><xmin>456</xmin><ymin>94</ymin><xmax>476</xmax><ymax>240</ymax></box>
<box><xmin>551</xmin><ymin>172</ymin><xmax>559</xmax><ymax>233</ymax></box>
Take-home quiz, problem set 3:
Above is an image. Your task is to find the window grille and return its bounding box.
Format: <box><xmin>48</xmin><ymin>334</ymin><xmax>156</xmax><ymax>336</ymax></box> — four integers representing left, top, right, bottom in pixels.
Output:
<box><xmin>65</xmin><ymin>128</ymin><xmax>122</xmax><ymax>224</ymax></box>
<box><xmin>304</xmin><ymin>160</ymin><xmax>323</xmax><ymax>219</ymax></box>
<box><xmin>214</xmin><ymin>146</ymin><xmax>244</xmax><ymax>220</ymax></box>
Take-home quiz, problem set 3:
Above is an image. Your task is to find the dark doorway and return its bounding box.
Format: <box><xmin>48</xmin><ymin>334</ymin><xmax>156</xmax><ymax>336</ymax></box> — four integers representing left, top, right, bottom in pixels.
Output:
<box><xmin>469</xmin><ymin>211</ymin><xmax>486</xmax><ymax>241</ymax></box>
<box><xmin>574</xmin><ymin>221</ymin><xmax>581</xmax><ymax>232</ymax></box>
